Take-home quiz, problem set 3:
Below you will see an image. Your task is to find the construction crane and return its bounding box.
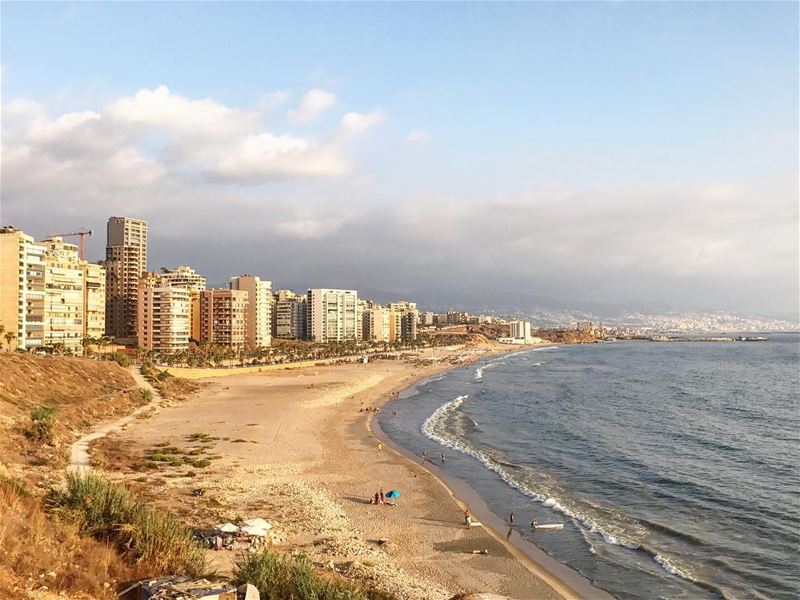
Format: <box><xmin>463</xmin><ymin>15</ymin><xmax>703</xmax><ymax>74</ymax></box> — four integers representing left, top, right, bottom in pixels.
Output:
<box><xmin>48</xmin><ymin>228</ymin><xmax>93</xmax><ymax>260</ymax></box>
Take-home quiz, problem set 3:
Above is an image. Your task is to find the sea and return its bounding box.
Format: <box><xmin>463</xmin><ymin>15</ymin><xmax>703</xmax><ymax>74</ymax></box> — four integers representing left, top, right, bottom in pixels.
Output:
<box><xmin>378</xmin><ymin>334</ymin><xmax>799</xmax><ymax>600</ymax></box>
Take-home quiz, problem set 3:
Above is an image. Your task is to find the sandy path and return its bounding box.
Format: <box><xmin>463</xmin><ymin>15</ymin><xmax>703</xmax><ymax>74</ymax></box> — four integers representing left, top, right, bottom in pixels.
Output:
<box><xmin>68</xmin><ymin>367</ymin><xmax>161</xmax><ymax>473</ymax></box>
<box><xmin>95</xmin><ymin>355</ymin><xmax>592</xmax><ymax>599</ymax></box>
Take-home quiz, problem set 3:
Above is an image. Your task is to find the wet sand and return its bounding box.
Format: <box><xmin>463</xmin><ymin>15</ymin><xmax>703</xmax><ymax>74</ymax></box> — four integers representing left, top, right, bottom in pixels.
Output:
<box><xmin>96</xmin><ymin>350</ymin><xmax>602</xmax><ymax>599</ymax></box>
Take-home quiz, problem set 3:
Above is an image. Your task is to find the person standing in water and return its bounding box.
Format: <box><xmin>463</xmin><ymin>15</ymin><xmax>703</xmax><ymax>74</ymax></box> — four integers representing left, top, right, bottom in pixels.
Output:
<box><xmin>441</xmin><ymin>451</ymin><xmax>445</xmax><ymax>463</ymax></box>
<box><xmin>509</xmin><ymin>512</ymin><xmax>515</xmax><ymax>525</ymax></box>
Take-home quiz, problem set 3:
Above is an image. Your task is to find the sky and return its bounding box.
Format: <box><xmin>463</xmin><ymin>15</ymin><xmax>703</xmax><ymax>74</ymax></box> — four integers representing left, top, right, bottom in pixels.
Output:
<box><xmin>2</xmin><ymin>2</ymin><xmax>798</xmax><ymax>318</ymax></box>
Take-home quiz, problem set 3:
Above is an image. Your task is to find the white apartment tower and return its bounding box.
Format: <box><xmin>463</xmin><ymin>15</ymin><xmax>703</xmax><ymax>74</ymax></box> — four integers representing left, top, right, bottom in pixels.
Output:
<box><xmin>41</xmin><ymin>237</ymin><xmax>86</xmax><ymax>351</ymax></box>
<box><xmin>158</xmin><ymin>266</ymin><xmax>206</xmax><ymax>344</ymax></box>
<box><xmin>306</xmin><ymin>288</ymin><xmax>359</xmax><ymax>343</ymax></box>
<box><xmin>229</xmin><ymin>275</ymin><xmax>272</xmax><ymax>348</ymax></box>
<box><xmin>509</xmin><ymin>320</ymin><xmax>533</xmax><ymax>341</ymax></box>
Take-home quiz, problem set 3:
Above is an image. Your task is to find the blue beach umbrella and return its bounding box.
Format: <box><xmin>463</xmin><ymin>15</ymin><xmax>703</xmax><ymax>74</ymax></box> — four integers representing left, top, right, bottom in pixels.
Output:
<box><xmin>385</xmin><ymin>490</ymin><xmax>400</xmax><ymax>498</ymax></box>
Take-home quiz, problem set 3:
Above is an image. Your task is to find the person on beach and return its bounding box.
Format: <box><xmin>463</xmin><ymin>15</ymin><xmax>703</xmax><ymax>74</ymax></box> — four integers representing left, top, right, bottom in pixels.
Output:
<box><xmin>464</xmin><ymin>507</ymin><xmax>472</xmax><ymax>526</ymax></box>
<box><xmin>377</xmin><ymin>442</ymin><xmax>383</xmax><ymax>452</ymax></box>
<box><xmin>373</xmin><ymin>492</ymin><xmax>380</xmax><ymax>505</ymax></box>
<box><xmin>509</xmin><ymin>512</ymin><xmax>515</xmax><ymax>525</ymax></box>
<box><xmin>421</xmin><ymin>451</ymin><xmax>427</xmax><ymax>463</ymax></box>
<box><xmin>379</xmin><ymin>488</ymin><xmax>385</xmax><ymax>504</ymax></box>
<box><xmin>441</xmin><ymin>451</ymin><xmax>445</xmax><ymax>463</ymax></box>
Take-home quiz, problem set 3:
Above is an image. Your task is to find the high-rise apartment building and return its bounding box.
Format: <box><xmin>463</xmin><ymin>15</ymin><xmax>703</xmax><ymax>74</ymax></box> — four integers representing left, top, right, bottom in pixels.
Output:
<box><xmin>41</xmin><ymin>237</ymin><xmax>85</xmax><ymax>351</ymax></box>
<box><xmin>306</xmin><ymin>288</ymin><xmax>359</xmax><ymax>343</ymax></box>
<box><xmin>289</xmin><ymin>298</ymin><xmax>308</xmax><ymax>340</ymax></box>
<box><xmin>509</xmin><ymin>320</ymin><xmax>533</xmax><ymax>341</ymax></box>
<box><xmin>362</xmin><ymin>304</ymin><xmax>390</xmax><ymax>343</ymax></box>
<box><xmin>0</xmin><ymin>227</ymin><xmax>46</xmax><ymax>351</ymax></box>
<box><xmin>105</xmin><ymin>216</ymin><xmax>148</xmax><ymax>341</ymax></box>
<box><xmin>83</xmin><ymin>262</ymin><xmax>106</xmax><ymax>339</ymax></box>
<box><xmin>229</xmin><ymin>275</ymin><xmax>272</xmax><ymax>348</ymax></box>
<box><xmin>388</xmin><ymin>301</ymin><xmax>419</xmax><ymax>342</ymax></box>
<box><xmin>157</xmin><ymin>266</ymin><xmax>206</xmax><ymax>343</ymax></box>
<box><xmin>137</xmin><ymin>273</ymin><xmax>190</xmax><ymax>353</ymax></box>
<box><xmin>200</xmin><ymin>289</ymin><xmax>248</xmax><ymax>348</ymax></box>
<box><xmin>273</xmin><ymin>290</ymin><xmax>306</xmax><ymax>339</ymax></box>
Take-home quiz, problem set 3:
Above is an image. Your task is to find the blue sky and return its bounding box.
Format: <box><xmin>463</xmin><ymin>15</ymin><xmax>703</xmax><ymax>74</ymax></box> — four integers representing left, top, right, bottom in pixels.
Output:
<box><xmin>2</xmin><ymin>2</ymin><xmax>798</xmax><ymax>317</ymax></box>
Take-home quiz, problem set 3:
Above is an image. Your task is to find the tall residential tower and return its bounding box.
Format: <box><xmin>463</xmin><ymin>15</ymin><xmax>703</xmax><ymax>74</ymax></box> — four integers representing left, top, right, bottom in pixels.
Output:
<box><xmin>229</xmin><ymin>275</ymin><xmax>272</xmax><ymax>348</ymax></box>
<box><xmin>0</xmin><ymin>227</ymin><xmax>46</xmax><ymax>351</ymax></box>
<box><xmin>306</xmin><ymin>288</ymin><xmax>359</xmax><ymax>343</ymax></box>
<box><xmin>104</xmin><ymin>217</ymin><xmax>148</xmax><ymax>341</ymax></box>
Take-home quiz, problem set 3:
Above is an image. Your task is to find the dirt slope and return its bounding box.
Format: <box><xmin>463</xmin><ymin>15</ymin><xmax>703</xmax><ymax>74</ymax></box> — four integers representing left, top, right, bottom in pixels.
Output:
<box><xmin>0</xmin><ymin>353</ymin><xmax>140</xmax><ymax>467</ymax></box>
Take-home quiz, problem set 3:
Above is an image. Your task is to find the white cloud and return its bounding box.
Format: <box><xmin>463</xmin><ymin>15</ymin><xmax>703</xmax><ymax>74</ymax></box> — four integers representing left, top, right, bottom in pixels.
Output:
<box><xmin>2</xmin><ymin>86</ymin><xmax>355</xmax><ymax>187</ymax></box>
<box><xmin>257</xmin><ymin>90</ymin><xmax>290</xmax><ymax>112</ymax></box>
<box><xmin>106</xmin><ymin>85</ymin><xmax>255</xmax><ymax>139</ymax></box>
<box><xmin>406</xmin><ymin>129</ymin><xmax>429</xmax><ymax>143</ymax></box>
<box><xmin>288</xmin><ymin>88</ymin><xmax>337</xmax><ymax>123</ymax></box>
<box><xmin>212</xmin><ymin>133</ymin><xmax>348</xmax><ymax>181</ymax></box>
<box><xmin>340</xmin><ymin>108</ymin><xmax>384</xmax><ymax>137</ymax></box>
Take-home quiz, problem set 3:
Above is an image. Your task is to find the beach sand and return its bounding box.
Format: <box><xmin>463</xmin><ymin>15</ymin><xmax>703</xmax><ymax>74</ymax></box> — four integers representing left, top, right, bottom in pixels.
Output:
<box><xmin>94</xmin><ymin>349</ymin><xmax>586</xmax><ymax>599</ymax></box>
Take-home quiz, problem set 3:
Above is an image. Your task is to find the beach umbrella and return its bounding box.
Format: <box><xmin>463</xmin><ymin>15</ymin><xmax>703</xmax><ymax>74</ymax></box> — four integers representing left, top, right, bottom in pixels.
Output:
<box><xmin>385</xmin><ymin>490</ymin><xmax>400</xmax><ymax>498</ymax></box>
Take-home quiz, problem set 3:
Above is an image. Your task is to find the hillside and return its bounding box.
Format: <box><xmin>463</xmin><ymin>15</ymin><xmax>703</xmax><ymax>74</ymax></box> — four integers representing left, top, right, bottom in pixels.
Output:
<box><xmin>0</xmin><ymin>353</ymin><xmax>141</xmax><ymax>468</ymax></box>
<box><xmin>0</xmin><ymin>354</ymin><xmax>150</xmax><ymax>599</ymax></box>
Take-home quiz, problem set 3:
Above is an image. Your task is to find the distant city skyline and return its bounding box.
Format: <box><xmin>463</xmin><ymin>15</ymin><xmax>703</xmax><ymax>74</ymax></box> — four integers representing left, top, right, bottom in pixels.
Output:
<box><xmin>2</xmin><ymin>3</ymin><xmax>798</xmax><ymax>319</ymax></box>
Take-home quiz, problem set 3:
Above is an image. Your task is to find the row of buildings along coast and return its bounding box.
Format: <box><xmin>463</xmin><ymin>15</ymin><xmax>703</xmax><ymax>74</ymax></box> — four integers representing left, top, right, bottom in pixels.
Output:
<box><xmin>0</xmin><ymin>217</ymin><xmax>421</xmax><ymax>354</ymax></box>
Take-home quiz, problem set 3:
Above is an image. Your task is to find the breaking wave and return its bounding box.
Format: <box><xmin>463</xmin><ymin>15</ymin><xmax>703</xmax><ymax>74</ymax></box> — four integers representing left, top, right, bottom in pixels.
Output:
<box><xmin>420</xmin><ymin>393</ymin><xmax>703</xmax><ymax>587</ymax></box>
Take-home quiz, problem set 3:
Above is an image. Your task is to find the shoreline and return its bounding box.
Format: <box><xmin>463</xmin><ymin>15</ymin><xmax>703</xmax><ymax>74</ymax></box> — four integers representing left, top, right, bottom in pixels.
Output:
<box><xmin>91</xmin><ymin>344</ymin><xmax>598</xmax><ymax>599</ymax></box>
<box><xmin>367</xmin><ymin>359</ymin><xmax>613</xmax><ymax>600</ymax></box>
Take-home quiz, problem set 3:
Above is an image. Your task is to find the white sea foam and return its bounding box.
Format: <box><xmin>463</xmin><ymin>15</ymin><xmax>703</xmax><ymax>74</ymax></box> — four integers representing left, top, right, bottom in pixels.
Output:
<box><xmin>474</xmin><ymin>360</ymin><xmax>504</xmax><ymax>381</ymax></box>
<box><xmin>654</xmin><ymin>555</ymin><xmax>695</xmax><ymax>581</ymax></box>
<box><xmin>422</xmin><ymin>397</ymin><xmax>643</xmax><ymax>553</ymax></box>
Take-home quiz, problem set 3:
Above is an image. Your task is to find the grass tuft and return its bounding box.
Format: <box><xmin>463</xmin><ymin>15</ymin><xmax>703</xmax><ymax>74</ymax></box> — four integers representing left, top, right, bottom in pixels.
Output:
<box><xmin>234</xmin><ymin>548</ymin><xmax>397</xmax><ymax>600</ymax></box>
<box><xmin>47</xmin><ymin>472</ymin><xmax>205</xmax><ymax>575</ymax></box>
<box><xmin>25</xmin><ymin>405</ymin><xmax>57</xmax><ymax>443</ymax></box>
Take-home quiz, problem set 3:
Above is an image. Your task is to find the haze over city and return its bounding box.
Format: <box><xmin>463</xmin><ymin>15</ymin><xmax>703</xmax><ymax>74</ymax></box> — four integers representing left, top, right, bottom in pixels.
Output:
<box><xmin>2</xmin><ymin>2</ymin><xmax>798</xmax><ymax>319</ymax></box>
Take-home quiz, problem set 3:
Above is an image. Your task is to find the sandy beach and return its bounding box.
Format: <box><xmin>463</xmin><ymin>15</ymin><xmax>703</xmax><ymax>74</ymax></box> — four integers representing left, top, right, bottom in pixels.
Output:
<box><xmin>94</xmin><ymin>347</ymin><xmax>595</xmax><ymax>599</ymax></box>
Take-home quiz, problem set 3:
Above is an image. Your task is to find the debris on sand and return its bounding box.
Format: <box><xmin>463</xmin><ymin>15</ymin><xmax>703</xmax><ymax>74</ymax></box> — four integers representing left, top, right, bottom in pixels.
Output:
<box><xmin>118</xmin><ymin>576</ymin><xmax>259</xmax><ymax>600</ymax></box>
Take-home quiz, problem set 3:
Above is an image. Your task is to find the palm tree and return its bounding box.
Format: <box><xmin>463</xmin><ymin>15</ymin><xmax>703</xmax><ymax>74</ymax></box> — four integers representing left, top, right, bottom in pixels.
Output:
<box><xmin>4</xmin><ymin>330</ymin><xmax>15</xmax><ymax>352</ymax></box>
<box><xmin>81</xmin><ymin>335</ymin><xmax>95</xmax><ymax>358</ymax></box>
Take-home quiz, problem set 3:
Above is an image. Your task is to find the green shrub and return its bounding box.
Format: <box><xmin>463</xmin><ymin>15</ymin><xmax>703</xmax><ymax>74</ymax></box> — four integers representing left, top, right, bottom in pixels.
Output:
<box><xmin>140</xmin><ymin>388</ymin><xmax>153</xmax><ymax>403</ymax></box>
<box><xmin>112</xmin><ymin>352</ymin><xmax>132</xmax><ymax>367</ymax></box>
<box><xmin>26</xmin><ymin>405</ymin><xmax>57</xmax><ymax>443</ymax></box>
<box><xmin>48</xmin><ymin>472</ymin><xmax>204</xmax><ymax>575</ymax></box>
<box><xmin>234</xmin><ymin>548</ymin><xmax>396</xmax><ymax>600</ymax></box>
